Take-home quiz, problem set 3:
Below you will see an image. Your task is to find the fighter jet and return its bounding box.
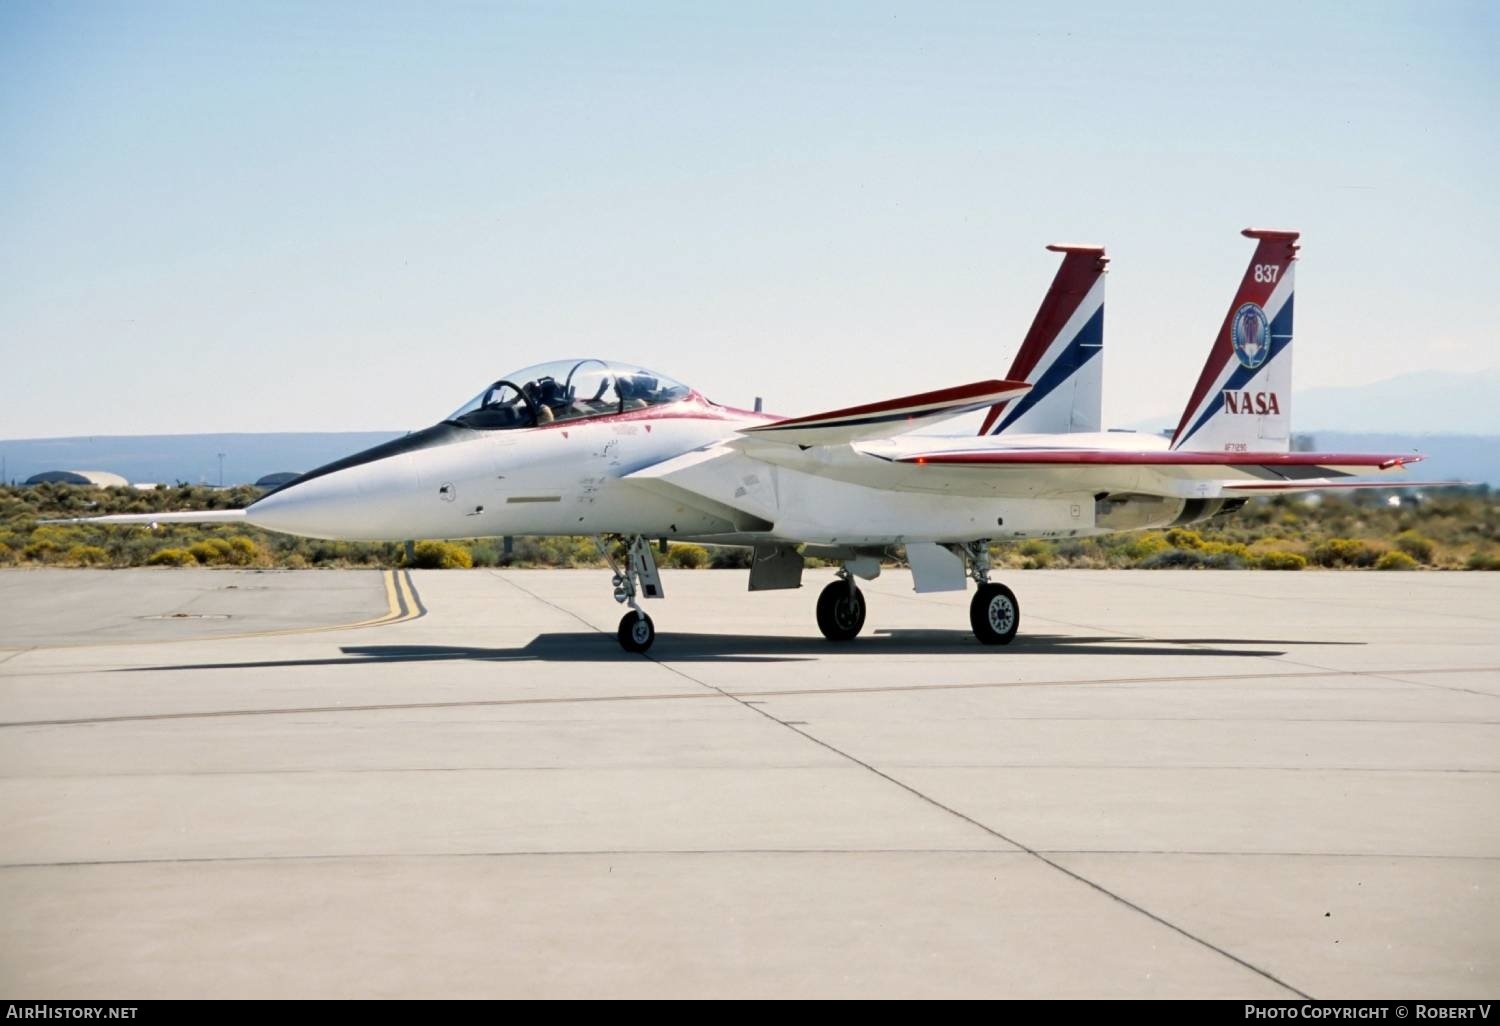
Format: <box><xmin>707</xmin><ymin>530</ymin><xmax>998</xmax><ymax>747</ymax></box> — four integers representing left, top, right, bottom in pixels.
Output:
<box><xmin>68</xmin><ymin>229</ymin><xmax>1423</xmax><ymax>652</ymax></box>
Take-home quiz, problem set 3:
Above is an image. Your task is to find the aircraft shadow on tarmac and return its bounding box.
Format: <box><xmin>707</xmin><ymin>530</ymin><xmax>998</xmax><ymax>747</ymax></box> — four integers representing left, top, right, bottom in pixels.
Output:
<box><xmin>119</xmin><ymin>629</ymin><xmax>1355</xmax><ymax>673</ymax></box>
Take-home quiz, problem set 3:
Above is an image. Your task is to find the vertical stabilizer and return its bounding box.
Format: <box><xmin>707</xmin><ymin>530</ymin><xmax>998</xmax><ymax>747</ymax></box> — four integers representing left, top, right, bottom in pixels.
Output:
<box><xmin>1170</xmin><ymin>229</ymin><xmax>1299</xmax><ymax>453</ymax></box>
<box><xmin>979</xmin><ymin>244</ymin><xmax>1107</xmax><ymax>436</ymax></box>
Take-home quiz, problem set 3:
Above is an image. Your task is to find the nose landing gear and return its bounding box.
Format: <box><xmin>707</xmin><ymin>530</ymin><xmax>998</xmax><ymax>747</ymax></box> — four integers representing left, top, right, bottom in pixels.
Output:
<box><xmin>599</xmin><ymin>535</ymin><xmax>664</xmax><ymax>653</ymax></box>
<box><xmin>617</xmin><ymin>609</ymin><xmax>656</xmax><ymax>653</ymax></box>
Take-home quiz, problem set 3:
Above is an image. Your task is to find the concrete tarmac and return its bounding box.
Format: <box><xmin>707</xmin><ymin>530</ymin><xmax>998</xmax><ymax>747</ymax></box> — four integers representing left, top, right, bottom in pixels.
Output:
<box><xmin>0</xmin><ymin>566</ymin><xmax>1496</xmax><ymax>998</ymax></box>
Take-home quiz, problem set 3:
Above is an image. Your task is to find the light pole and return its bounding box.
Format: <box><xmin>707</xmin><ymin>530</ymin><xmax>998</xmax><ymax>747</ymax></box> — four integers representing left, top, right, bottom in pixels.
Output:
<box><xmin>217</xmin><ymin>453</ymin><xmax>225</xmax><ymax>488</ymax></box>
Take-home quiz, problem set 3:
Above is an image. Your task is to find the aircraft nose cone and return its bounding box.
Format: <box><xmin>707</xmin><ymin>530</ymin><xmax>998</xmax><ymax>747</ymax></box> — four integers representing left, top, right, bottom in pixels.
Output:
<box><xmin>246</xmin><ymin>468</ymin><xmax>370</xmax><ymax>540</ymax></box>
<box><xmin>245</xmin><ymin>422</ymin><xmax>473</xmax><ymax>540</ymax></box>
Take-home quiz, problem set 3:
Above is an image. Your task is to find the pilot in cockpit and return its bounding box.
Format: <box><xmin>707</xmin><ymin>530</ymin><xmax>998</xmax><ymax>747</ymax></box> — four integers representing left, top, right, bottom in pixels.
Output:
<box><xmin>617</xmin><ymin>373</ymin><xmax>657</xmax><ymax>412</ymax></box>
<box><xmin>523</xmin><ymin>376</ymin><xmax>561</xmax><ymax>423</ymax></box>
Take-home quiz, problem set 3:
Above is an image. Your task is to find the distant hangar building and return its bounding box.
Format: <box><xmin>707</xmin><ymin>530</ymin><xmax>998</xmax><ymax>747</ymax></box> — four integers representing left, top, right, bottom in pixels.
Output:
<box><xmin>24</xmin><ymin>470</ymin><xmax>130</xmax><ymax>488</ymax></box>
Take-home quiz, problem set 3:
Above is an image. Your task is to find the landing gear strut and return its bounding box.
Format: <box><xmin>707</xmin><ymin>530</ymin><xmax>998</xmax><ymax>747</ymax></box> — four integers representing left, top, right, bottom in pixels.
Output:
<box><xmin>598</xmin><ymin>535</ymin><xmax>663</xmax><ymax>653</ymax></box>
<box><xmin>816</xmin><ymin>571</ymin><xmax>866</xmax><ymax>641</ymax></box>
<box><xmin>964</xmin><ymin>541</ymin><xmax>1019</xmax><ymax>646</ymax></box>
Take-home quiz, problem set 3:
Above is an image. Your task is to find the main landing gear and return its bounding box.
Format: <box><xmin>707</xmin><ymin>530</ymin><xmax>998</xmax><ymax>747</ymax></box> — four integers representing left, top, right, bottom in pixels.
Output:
<box><xmin>599</xmin><ymin>535</ymin><xmax>664</xmax><ymax>653</ymax></box>
<box><xmin>601</xmin><ymin>535</ymin><xmax>1021</xmax><ymax>652</ymax></box>
<box><xmin>815</xmin><ymin>573</ymin><xmax>866</xmax><ymax>641</ymax></box>
<box><xmin>964</xmin><ymin>541</ymin><xmax>1019</xmax><ymax>646</ymax></box>
<box><xmin>811</xmin><ymin>542</ymin><xmax>1020</xmax><ymax>646</ymax></box>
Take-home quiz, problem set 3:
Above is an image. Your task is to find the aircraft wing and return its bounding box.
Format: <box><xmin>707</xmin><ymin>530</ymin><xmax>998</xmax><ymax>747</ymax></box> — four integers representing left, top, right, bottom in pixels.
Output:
<box><xmin>622</xmin><ymin>446</ymin><xmax>780</xmax><ymax>534</ymax></box>
<box><xmin>740</xmin><ymin>379</ymin><xmax>1030</xmax><ymax>448</ymax></box>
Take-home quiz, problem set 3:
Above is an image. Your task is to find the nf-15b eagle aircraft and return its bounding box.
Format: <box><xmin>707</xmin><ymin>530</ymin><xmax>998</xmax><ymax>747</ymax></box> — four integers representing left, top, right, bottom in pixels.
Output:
<box><xmin>68</xmin><ymin>229</ymin><xmax>1425</xmax><ymax>652</ymax></box>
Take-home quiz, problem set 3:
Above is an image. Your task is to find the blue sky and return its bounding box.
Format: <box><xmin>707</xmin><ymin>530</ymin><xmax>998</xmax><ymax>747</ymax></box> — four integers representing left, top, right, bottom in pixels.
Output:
<box><xmin>2</xmin><ymin>1</ymin><xmax>1495</xmax><ymax>437</ymax></box>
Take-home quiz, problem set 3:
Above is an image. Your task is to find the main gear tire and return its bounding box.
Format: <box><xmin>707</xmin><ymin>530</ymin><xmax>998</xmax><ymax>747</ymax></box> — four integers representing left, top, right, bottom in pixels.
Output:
<box><xmin>970</xmin><ymin>583</ymin><xmax>1019</xmax><ymax>646</ymax></box>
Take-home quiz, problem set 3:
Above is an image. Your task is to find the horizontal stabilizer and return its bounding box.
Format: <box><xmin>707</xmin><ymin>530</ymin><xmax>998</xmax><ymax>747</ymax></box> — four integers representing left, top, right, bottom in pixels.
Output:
<box><xmin>898</xmin><ymin>450</ymin><xmax>1422</xmax><ymax>474</ymax></box>
<box><xmin>1220</xmin><ymin>479</ymin><xmax>1457</xmax><ymax>492</ymax></box>
<box><xmin>743</xmin><ymin>379</ymin><xmax>1029</xmax><ymax>447</ymax></box>
<box><xmin>41</xmin><ymin>510</ymin><xmax>249</xmax><ymax>527</ymax></box>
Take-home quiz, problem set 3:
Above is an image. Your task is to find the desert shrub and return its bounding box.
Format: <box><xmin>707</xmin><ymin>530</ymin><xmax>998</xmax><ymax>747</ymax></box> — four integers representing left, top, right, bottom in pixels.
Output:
<box><xmin>408</xmin><ymin>540</ymin><xmax>473</xmax><ymax>569</ymax></box>
<box><xmin>468</xmin><ymin>542</ymin><xmax>502</xmax><ymax>568</ymax></box>
<box><xmin>1311</xmin><ymin>538</ymin><xmax>1382</xmax><ymax>568</ymax></box>
<box><xmin>1118</xmin><ymin>532</ymin><xmax>1171</xmax><ymax>561</ymax></box>
<box><xmin>666</xmin><ymin>543</ymin><xmax>709</xmax><ymax>569</ymax></box>
<box><xmin>709</xmin><ymin>546</ymin><xmax>752</xmax><ymax>569</ymax></box>
<box><xmin>1054</xmin><ymin>538</ymin><xmax>1090</xmax><ymax>560</ymax></box>
<box><xmin>0</xmin><ymin>541</ymin><xmax>12</xmax><ymax>564</ymax></box>
<box><xmin>20</xmin><ymin>525</ymin><xmax>81</xmax><ymax>562</ymax></box>
<box><xmin>225</xmin><ymin>536</ymin><xmax>262</xmax><ymax>566</ymax></box>
<box><xmin>188</xmin><ymin>539</ymin><xmax>234</xmax><ymax>565</ymax></box>
<box><xmin>22</xmin><ymin>540</ymin><xmax>62</xmax><ymax>562</ymax></box>
<box><xmin>64</xmin><ymin>545</ymin><xmax>110</xmax><ymax>566</ymax></box>
<box><xmin>560</xmin><ymin>536</ymin><xmax>604</xmax><ymax>567</ymax></box>
<box><xmin>1164</xmin><ymin>527</ymin><xmax>1205</xmax><ymax>550</ymax></box>
<box><xmin>1018</xmin><ymin>539</ymin><xmax>1054</xmax><ymax>569</ymax></box>
<box><xmin>511</xmin><ymin>536</ymin><xmax>603</xmax><ymax>567</ymax></box>
<box><xmin>1201</xmin><ymin>540</ymin><xmax>1251</xmax><ymax>560</ymax></box>
<box><xmin>1139</xmin><ymin>548</ymin><xmax>1246</xmax><ymax>570</ymax></box>
<box><xmin>1049</xmin><ymin>538</ymin><xmax>1106</xmax><ymax>568</ymax></box>
<box><xmin>147</xmin><ymin>548</ymin><xmax>197</xmax><ymax>567</ymax></box>
<box><xmin>1465</xmin><ymin>550</ymin><xmax>1500</xmax><ymax>571</ymax></box>
<box><xmin>1255</xmin><ymin>550</ymin><xmax>1307</xmax><ymax>570</ymax></box>
<box><xmin>305</xmin><ymin>540</ymin><xmax>385</xmax><ymax>566</ymax></box>
<box><xmin>1393</xmin><ymin>530</ymin><xmax>1436</xmax><ymax>564</ymax></box>
<box><xmin>1374</xmin><ymin>550</ymin><xmax>1418</xmax><ymax>571</ymax></box>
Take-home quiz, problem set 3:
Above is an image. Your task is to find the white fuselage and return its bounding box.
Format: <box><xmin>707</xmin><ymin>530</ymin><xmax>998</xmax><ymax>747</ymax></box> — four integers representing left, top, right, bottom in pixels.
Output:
<box><xmin>248</xmin><ymin>411</ymin><xmax>746</xmax><ymax>541</ymax></box>
<box><xmin>243</xmin><ymin>398</ymin><xmax>1192</xmax><ymax>547</ymax></box>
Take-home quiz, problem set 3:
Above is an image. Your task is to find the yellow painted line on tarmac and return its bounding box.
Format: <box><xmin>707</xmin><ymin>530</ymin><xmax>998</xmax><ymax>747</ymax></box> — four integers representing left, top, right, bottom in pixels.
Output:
<box><xmin>0</xmin><ymin>569</ymin><xmax>425</xmax><ymax>652</ymax></box>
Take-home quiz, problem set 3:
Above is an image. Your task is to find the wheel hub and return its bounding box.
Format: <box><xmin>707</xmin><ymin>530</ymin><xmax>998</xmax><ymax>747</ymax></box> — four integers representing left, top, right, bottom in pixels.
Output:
<box><xmin>835</xmin><ymin>597</ymin><xmax>861</xmax><ymax>629</ymax></box>
<box><xmin>988</xmin><ymin>595</ymin><xmax>1015</xmax><ymax>633</ymax></box>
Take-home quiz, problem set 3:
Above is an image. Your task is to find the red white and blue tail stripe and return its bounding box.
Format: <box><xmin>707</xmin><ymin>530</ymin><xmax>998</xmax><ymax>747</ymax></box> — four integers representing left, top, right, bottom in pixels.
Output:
<box><xmin>1171</xmin><ymin>229</ymin><xmax>1299</xmax><ymax>453</ymax></box>
<box><xmin>979</xmin><ymin>244</ymin><xmax>1107</xmax><ymax>436</ymax></box>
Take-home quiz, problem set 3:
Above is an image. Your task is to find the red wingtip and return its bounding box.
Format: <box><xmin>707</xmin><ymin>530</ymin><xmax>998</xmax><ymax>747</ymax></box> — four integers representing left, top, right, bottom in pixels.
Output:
<box><xmin>1045</xmin><ymin>243</ymin><xmax>1108</xmax><ymax>270</ymax></box>
<box><xmin>1241</xmin><ymin>227</ymin><xmax>1301</xmax><ymax>241</ymax></box>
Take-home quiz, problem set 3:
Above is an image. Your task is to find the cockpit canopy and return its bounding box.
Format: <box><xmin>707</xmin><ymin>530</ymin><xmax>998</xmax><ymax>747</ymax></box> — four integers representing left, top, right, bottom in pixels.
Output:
<box><xmin>444</xmin><ymin>359</ymin><xmax>694</xmax><ymax>430</ymax></box>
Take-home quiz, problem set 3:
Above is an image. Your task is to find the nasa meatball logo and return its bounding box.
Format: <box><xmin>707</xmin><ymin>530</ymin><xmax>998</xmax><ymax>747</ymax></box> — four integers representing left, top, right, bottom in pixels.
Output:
<box><xmin>1231</xmin><ymin>303</ymin><xmax>1271</xmax><ymax>370</ymax></box>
